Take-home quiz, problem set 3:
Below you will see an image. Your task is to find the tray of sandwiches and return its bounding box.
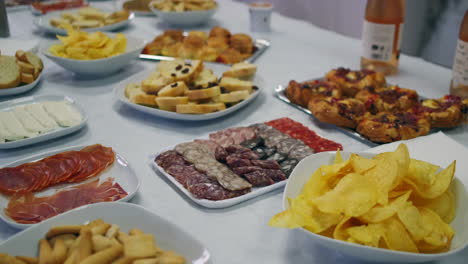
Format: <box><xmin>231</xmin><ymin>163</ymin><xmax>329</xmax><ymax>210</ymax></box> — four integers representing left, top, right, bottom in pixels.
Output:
<box><xmin>114</xmin><ymin>60</ymin><xmax>262</xmax><ymax>120</ymax></box>
<box><xmin>140</xmin><ymin>26</ymin><xmax>270</xmax><ymax>64</ymax></box>
<box><xmin>151</xmin><ymin>117</ymin><xmax>342</xmax><ymax>208</ymax></box>
<box><xmin>275</xmin><ymin>67</ymin><xmax>468</xmax><ymax>144</ymax></box>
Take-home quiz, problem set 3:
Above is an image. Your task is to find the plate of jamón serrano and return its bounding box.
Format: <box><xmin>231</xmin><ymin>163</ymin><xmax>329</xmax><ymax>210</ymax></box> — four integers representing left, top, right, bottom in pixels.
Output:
<box><xmin>0</xmin><ymin>144</ymin><xmax>140</xmax><ymax>229</ymax></box>
<box><xmin>114</xmin><ymin>59</ymin><xmax>262</xmax><ymax>120</ymax></box>
<box><xmin>151</xmin><ymin>117</ymin><xmax>342</xmax><ymax>208</ymax></box>
<box><xmin>275</xmin><ymin>67</ymin><xmax>468</xmax><ymax>144</ymax></box>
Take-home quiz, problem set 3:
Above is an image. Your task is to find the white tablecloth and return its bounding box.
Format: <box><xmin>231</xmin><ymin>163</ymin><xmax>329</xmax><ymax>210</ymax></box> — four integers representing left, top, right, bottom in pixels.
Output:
<box><xmin>1</xmin><ymin>1</ymin><xmax>467</xmax><ymax>263</ymax></box>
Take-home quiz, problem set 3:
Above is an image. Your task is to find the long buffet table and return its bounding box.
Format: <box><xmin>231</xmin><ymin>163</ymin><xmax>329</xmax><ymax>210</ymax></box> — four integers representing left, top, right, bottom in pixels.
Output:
<box><xmin>1</xmin><ymin>1</ymin><xmax>467</xmax><ymax>263</ymax></box>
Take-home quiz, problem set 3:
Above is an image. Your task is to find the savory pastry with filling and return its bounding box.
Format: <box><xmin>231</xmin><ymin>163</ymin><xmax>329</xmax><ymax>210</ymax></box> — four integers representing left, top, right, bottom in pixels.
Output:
<box><xmin>308</xmin><ymin>97</ymin><xmax>365</xmax><ymax>128</ymax></box>
<box><xmin>325</xmin><ymin>67</ymin><xmax>386</xmax><ymax>97</ymax></box>
<box><xmin>355</xmin><ymin>85</ymin><xmax>419</xmax><ymax>113</ymax></box>
<box><xmin>412</xmin><ymin>95</ymin><xmax>467</xmax><ymax>128</ymax></box>
<box><xmin>286</xmin><ymin>80</ymin><xmax>342</xmax><ymax>107</ymax></box>
<box><xmin>356</xmin><ymin>111</ymin><xmax>431</xmax><ymax>143</ymax></box>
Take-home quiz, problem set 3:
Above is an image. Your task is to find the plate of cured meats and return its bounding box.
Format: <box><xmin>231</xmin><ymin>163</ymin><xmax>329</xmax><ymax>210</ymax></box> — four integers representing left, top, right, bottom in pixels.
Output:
<box><xmin>151</xmin><ymin>117</ymin><xmax>343</xmax><ymax>208</ymax></box>
<box><xmin>0</xmin><ymin>144</ymin><xmax>140</xmax><ymax>229</ymax></box>
<box><xmin>0</xmin><ymin>95</ymin><xmax>88</xmax><ymax>149</ymax></box>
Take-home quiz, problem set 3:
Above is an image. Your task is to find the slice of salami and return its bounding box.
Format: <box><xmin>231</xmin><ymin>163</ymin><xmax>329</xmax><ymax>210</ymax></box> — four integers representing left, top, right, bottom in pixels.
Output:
<box><xmin>244</xmin><ymin>170</ymin><xmax>275</xmax><ymax>186</ymax></box>
<box><xmin>188</xmin><ymin>183</ymin><xmax>250</xmax><ymax>200</ymax></box>
<box><xmin>156</xmin><ymin>151</ymin><xmax>189</xmax><ymax>169</ymax></box>
<box><xmin>232</xmin><ymin>166</ymin><xmax>263</xmax><ymax>176</ymax></box>
<box><xmin>251</xmin><ymin>160</ymin><xmax>281</xmax><ymax>170</ymax></box>
<box><xmin>226</xmin><ymin>156</ymin><xmax>251</xmax><ymax>167</ymax></box>
<box><xmin>264</xmin><ymin>169</ymin><xmax>287</xmax><ymax>182</ymax></box>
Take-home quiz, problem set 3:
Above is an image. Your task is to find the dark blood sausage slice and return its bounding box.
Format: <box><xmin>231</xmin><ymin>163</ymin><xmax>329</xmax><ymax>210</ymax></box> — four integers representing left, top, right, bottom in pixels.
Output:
<box><xmin>244</xmin><ymin>170</ymin><xmax>275</xmax><ymax>186</ymax></box>
<box><xmin>280</xmin><ymin>159</ymin><xmax>299</xmax><ymax>176</ymax></box>
<box><xmin>214</xmin><ymin>147</ymin><xmax>228</xmax><ymax>162</ymax></box>
<box><xmin>250</xmin><ymin>160</ymin><xmax>281</xmax><ymax>170</ymax></box>
<box><xmin>241</xmin><ymin>137</ymin><xmax>262</xmax><ymax>149</ymax></box>
<box><xmin>264</xmin><ymin>169</ymin><xmax>287</xmax><ymax>182</ymax></box>
<box><xmin>188</xmin><ymin>183</ymin><xmax>250</xmax><ymax>200</ymax></box>
<box><xmin>266</xmin><ymin>152</ymin><xmax>287</xmax><ymax>163</ymax></box>
<box><xmin>165</xmin><ymin>164</ymin><xmax>214</xmax><ymax>188</ymax></box>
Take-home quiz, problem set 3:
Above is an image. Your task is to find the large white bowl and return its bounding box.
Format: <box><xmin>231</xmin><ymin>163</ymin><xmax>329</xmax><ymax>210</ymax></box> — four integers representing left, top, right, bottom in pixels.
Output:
<box><xmin>0</xmin><ymin>203</ymin><xmax>212</xmax><ymax>264</ymax></box>
<box><xmin>283</xmin><ymin>151</ymin><xmax>468</xmax><ymax>263</ymax></box>
<box><xmin>149</xmin><ymin>0</ymin><xmax>217</xmax><ymax>26</ymax></box>
<box><xmin>41</xmin><ymin>34</ymin><xmax>146</xmax><ymax>76</ymax></box>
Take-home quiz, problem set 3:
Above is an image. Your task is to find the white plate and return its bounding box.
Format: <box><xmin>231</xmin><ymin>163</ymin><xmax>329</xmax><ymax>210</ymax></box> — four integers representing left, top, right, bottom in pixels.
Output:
<box><xmin>0</xmin><ymin>203</ymin><xmax>212</xmax><ymax>263</ymax></box>
<box><xmin>42</xmin><ymin>34</ymin><xmax>146</xmax><ymax>76</ymax></box>
<box><xmin>0</xmin><ymin>145</ymin><xmax>140</xmax><ymax>229</ymax></box>
<box><xmin>0</xmin><ymin>95</ymin><xmax>87</xmax><ymax>149</ymax></box>
<box><xmin>149</xmin><ymin>0</ymin><xmax>216</xmax><ymax>26</ymax></box>
<box><xmin>33</xmin><ymin>8</ymin><xmax>135</xmax><ymax>35</ymax></box>
<box><xmin>283</xmin><ymin>151</ymin><xmax>468</xmax><ymax>263</ymax></box>
<box><xmin>150</xmin><ymin>143</ymin><xmax>286</xmax><ymax>209</ymax></box>
<box><xmin>0</xmin><ymin>70</ymin><xmax>42</xmax><ymax>97</ymax></box>
<box><xmin>114</xmin><ymin>64</ymin><xmax>263</xmax><ymax>121</ymax></box>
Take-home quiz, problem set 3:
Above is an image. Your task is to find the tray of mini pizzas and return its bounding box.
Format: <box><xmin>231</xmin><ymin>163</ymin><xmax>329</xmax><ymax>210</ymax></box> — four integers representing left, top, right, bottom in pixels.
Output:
<box><xmin>275</xmin><ymin>67</ymin><xmax>468</xmax><ymax>144</ymax></box>
<box><xmin>151</xmin><ymin>117</ymin><xmax>342</xmax><ymax>208</ymax></box>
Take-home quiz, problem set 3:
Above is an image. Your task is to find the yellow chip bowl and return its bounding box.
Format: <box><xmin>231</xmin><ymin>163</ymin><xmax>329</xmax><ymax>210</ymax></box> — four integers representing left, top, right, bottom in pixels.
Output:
<box><xmin>271</xmin><ymin>144</ymin><xmax>468</xmax><ymax>263</ymax></box>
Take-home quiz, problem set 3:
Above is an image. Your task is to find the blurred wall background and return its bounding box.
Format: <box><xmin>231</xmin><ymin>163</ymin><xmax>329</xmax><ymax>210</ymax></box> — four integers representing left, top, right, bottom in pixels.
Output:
<box><xmin>236</xmin><ymin>0</ymin><xmax>468</xmax><ymax>68</ymax></box>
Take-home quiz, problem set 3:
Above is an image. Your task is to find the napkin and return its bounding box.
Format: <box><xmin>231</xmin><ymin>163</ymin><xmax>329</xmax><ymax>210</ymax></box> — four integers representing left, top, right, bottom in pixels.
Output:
<box><xmin>368</xmin><ymin>131</ymin><xmax>468</xmax><ymax>185</ymax></box>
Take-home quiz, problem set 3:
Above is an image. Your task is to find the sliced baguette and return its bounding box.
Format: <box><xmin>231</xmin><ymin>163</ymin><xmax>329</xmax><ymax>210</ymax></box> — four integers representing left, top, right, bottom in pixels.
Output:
<box><xmin>176</xmin><ymin>103</ymin><xmax>226</xmax><ymax>114</ymax></box>
<box><xmin>222</xmin><ymin>62</ymin><xmax>257</xmax><ymax>79</ymax></box>
<box><xmin>17</xmin><ymin>61</ymin><xmax>35</xmax><ymax>74</ymax></box>
<box><xmin>193</xmin><ymin>68</ymin><xmax>218</xmax><ymax>88</ymax></box>
<box><xmin>21</xmin><ymin>73</ymin><xmax>35</xmax><ymax>84</ymax></box>
<box><xmin>158</xmin><ymin>81</ymin><xmax>187</xmax><ymax>97</ymax></box>
<box><xmin>141</xmin><ymin>76</ymin><xmax>172</xmax><ymax>94</ymax></box>
<box><xmin>16</xmin><ymin>51</ymin><xmax>44</xmax><ymax>72</ymax></box>
<box><xmin>156</xmin><ymin>96</ymin><xmax>189</xmax><ymax>112</ymax></box>
<box><xmin>185</xmin><ymin>86</ymin><xmax>221</xmax><ymax>100</ymax></box>
<box><xmin>219</xmin><ymin>77</ymin><xmax>253</xmax><ymax>93</ymax></box>
<box><xmin>0</xmin><ymin>56</ymin><xmax>21</xmax><ymax>89</ymax></box>
<box><xmin>125</xmin><ymin>83</ymin><xmax>158</xmax><ymax>107</ymax></box>
<box><xmin>218</xmin><ymin>90</ymin><xmax>250</xmax><ymax>103</ymax></box>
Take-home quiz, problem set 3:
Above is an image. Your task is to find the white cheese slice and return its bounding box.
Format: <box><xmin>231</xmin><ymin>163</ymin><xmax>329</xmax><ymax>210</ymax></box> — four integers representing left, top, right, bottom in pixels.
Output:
<box><xmin>0</xmin><ymin>111</ymin><xmax>36</xmax><ymax>140</ymax></box>
<box><xmin>13</xmin><ymin>106</ymin><xmax>47</xmax><ymax>134</ymax></box>
<box><xmin>41</xmin><ymin>101</ymin><xmax>83</xmax><ymax>127</ymax></box>
<box><xmin>24</xmin><ymin>103</ymin><xmax>59</xmax><ymax>132</ymax></box>
<box><xmin>0</xmin><ymin>120</ymin><xmax>12</xmax><ymax>143</ymax></box>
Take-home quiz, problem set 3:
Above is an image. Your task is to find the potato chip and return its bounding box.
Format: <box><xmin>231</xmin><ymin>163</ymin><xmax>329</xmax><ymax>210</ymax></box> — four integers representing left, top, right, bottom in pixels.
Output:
<box><xmin>333</xmin><ymin>217</ymin><xmax>353</xmax><ymax>241</ymax></box>
<box><xmin>404</xmin><ymin>161</ymin><xmax>456</xmax><ymax>199</ymax></box>
<box><xmin>301</xmin><ymin>168</ymin><xmax>326</xmax><ymax>198</ymax></box>
<box><xmin>334</xmin><ymin>150</ymin><xmax>343</xmax><ymax>164</ymax></box>
<box><xmin>313</xmin><ymin>173</ymin><xmax>378</xmax><ymax>217</ymax></box>
<box><xmin>373</xmin><ymin>144</ymin><xmax>410</xmax><ymax>190</ymax></box>
<box><xmin>380</xmin><ymin>217</ymin><xmax>419</xmax><ymax>253</ymax></box>
<box><xmin>346</xmin><ymin>224</ymin><xmax>384</xmax><ymax>247</ymax></box>
<box><xmin>359</xmin><ymin>190</ymin><xmax>411</xmax><ymax>223</ymax></box>
<box><xmin>397</xmin><ymin>202</ymin><xmax>429</xmax><ymax>241</ymax></box>
<box><xmin>414</xmin><ymin>190</ymin><xmax>456</xmax><ymax>224</ymax></box>
<box><xmin>407</xmin><ymin>159</ymin><xmax>440</xmax><ymax>187</ymax></box>
<box><xmin>349</xmin><ymin>153</ymin><xmax>376</xmax><ymax>174</ymax></box>
<box><xmin>363</xmin><ymin>158</ymin><xmax>398</xmax><ymax>205</ymax></box>
<box><xmin>50</xmin><ymin>27</ymin><xmax>127</xmax><ymax>60</ymax></box>
<box><xmin>419</xmin><ymin>207</ymin><xmax>454</xmax><ymax>248</ymax></box>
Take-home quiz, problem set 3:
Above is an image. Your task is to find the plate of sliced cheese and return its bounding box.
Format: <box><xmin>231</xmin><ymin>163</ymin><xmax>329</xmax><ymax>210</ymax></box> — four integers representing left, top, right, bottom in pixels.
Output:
<box><xmin>0</xmin><ymin>50</ymin><xmax>43</xmax><ymax>97</ymax></box>
<box><xmin>114</xmin><ymin>60</ymin><xmax>263</xmax><ymax>120</ymax></box>
<box><xmin>0</xmin><ymin>95</ymin><xmax>87</xmax><ymax>149</ymax></box>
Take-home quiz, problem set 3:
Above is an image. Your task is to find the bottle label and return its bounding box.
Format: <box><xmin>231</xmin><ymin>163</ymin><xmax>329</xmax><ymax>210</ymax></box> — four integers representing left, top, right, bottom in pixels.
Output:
<box><xmin>452</xmin><ymin>39</ymin><xmax>468</xmax><ymax>86</ymax></box>
<box><xmin>362</xmin><ymin>21</ymin><xmax>403</xmax><ymax>62</ymax></box>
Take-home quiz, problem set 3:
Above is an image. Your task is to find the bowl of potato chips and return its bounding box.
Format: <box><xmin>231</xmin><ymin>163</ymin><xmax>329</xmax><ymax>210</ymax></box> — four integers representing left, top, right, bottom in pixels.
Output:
<box><xmin>270</xmin><ymin>144</ymin><xmax>468</xmax><ymax>263</ymax></box>
<box><xmin>42</xmin><ymin>27</ymin><xmax>145</xmax><ymax>76</ymax></box>
<box><xmin>149</xmin><ymin>0</ymin><xmax>217</xmax><ymax>26</ymax></box>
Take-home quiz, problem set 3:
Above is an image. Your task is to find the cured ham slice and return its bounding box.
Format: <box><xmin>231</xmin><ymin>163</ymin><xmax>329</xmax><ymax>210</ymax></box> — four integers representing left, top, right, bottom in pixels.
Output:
<box><xmin>6</xmin><ymin>178</ymin><xmax>127</xmax><ymax>224</ymax></box>
<box><xmin>0</xmin><ymin>144</ymin><xmax>115</xmax><ymax>195</ymax></box>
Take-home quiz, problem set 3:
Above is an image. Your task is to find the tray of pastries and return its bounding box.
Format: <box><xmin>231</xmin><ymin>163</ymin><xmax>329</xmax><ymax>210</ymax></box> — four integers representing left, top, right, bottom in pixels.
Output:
<box><xmin>275</xmin><ymin>67</ymin><xmax>468</xmax><ymax>144</ymax></box>
<box><xmin>140</xmin><ymin>26</ymin><xmax>270</xmax><ymax>64</ymax></box>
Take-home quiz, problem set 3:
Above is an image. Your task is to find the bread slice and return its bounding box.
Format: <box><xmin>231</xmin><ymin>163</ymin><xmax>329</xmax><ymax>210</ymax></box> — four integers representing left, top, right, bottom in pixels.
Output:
<box><xmin>0</xmin><ymin>56</ymin><xmax>21</xmax><ymax>89</ymax></box>
<box><xmin>222</xmin><ymin>62</ymin><xmax>257</xmax><ymax>79</ymax></box>
<box><xmin>218</xmin><ymin>90</ymin><xmax>250</xmax><ymax>103</ymax></box>
<box><xmin>16</xmin><ymin>51</ymin><xmax>44</xmax><ymax>72</ymax></box>
<box><xmin>17</xmin><ymin>61</ymin><xmax>34</xmax><ymax>74</ymax></box>
<box><xmin>125</xmin><ymin>83</ymin><xmax>158</xmax><ymax>107</ymax></box>
<box><xmin>219</xmin><ymin>77</ymin><xmax>253</xmax><ymax>93</ymax></box>
<box><xmin>193</xmin><ymin>68</ymin><xmax>218</xmax><ymax>88</ymax></box>
<box><xmin>186</xmin><ymin>86</ymin><xmax>221</xmax><ymax>100</ymax></box>
<box><xmin>176</xmin><ymin>103</ymin><xmax>226</xmax><ymax>114</ymax></box>
<box><xmin>156</xmin><ymin>96</ymin><xmax>189</xmax><ymax>112</ymax></box>
<box><xmin>158</xmin><ymin>81</ymin><xmax>187</xmax><ymax>97</ymax></box>
<box><xmin>21</xmin><ymin>73</ymin><xmax>34</xmax><ymax>84</ymax></box>
<box><xmin>141</xmin><ymin>76</ymin><xmax>172</xmax><ymax>94</ymax></box>
<box><xmin>160</xmin><ymin>60</ymin><xmax>204</xmax><ymax>82</ymax></box>
<box><xmin>72</xmin><ymin>20</ymin><xmax>102</xmax><ymax>28</ymax></box>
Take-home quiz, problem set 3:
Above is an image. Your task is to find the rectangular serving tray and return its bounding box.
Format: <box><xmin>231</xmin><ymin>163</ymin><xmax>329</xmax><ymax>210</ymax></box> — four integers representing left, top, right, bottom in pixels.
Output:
<box><xmin>139</xmin><ymin>38</ymin><xmax>270</xmax><ymax>64</ymax></box>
